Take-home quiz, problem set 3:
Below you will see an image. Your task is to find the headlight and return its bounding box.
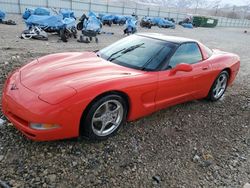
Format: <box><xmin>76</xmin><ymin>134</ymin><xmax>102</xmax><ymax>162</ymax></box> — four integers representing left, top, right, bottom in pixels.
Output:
<box><xmin>30</xmin><ymin>123</ymin><xmax>60</xmax><ymax>130</ymax></box>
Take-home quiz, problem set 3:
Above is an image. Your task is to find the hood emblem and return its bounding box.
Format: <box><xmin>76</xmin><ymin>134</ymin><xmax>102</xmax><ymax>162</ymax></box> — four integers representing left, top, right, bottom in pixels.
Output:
<box><xmin>10</xmin><ymin>83</ymin><xmax>18</xmax><ymax>90</ymax></box>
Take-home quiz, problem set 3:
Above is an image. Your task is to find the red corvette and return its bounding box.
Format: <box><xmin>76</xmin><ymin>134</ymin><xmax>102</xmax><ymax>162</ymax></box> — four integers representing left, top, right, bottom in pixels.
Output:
<box><xmin>2</xmin><ymin>33</ymin><xmax>240</xmax><ymax>141</ymax></box>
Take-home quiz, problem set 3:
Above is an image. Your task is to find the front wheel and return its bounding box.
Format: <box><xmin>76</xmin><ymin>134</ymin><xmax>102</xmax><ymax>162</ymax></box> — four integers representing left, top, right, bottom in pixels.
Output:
<box><xmin>81</xmin><ymin>95</ymin><xmax>127</xmax><ymax>140</ymax></box>
<box><xmin>207</xmin><ymin>71</ymin><xmax>229</xmax><ymax>101</ymax></box>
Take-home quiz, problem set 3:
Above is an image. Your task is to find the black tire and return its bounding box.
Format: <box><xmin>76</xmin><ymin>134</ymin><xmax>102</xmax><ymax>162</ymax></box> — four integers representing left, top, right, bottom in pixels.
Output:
<box><xmin>77</xmin><ymin>22</ymin><xmax>83</xmax><ymax>31</ymax></box>
<box><xmin>59</xmin><ymin>29</ymin><xmax>68</xmax><ymax>42</ymax></box>
<box><xmin>85</xmin><ymin>37</ymin><xmax>90</xmax><ymax>43</ymax></box>
<box><xmin>81</xmin><ymin>94</ymin><xmax>128</xmax><ymax>140</ymax></box>
<box><xmin>207</xmin><ymin>70</ymin><xmax>229</xmax><ymax>101</ymax></box>
<box><xmin>72</xmin><ymin>28</ymin><xmax>77</xmax><ymax>38</ymax></box>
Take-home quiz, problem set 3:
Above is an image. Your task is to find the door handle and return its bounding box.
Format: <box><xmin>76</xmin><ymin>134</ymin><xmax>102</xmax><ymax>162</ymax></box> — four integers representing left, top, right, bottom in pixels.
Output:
<box><xmin>202</xmin><ymin>67</ymin><xmax>209</xmax><ymax>70</ymax></box>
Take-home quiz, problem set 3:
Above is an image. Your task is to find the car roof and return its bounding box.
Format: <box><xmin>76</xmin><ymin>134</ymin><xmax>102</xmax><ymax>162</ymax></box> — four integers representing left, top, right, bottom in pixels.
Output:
<box><xmin>136</xmin><ymin>33</ymin><xmax>197</xmax><ymax>44</ymax></box>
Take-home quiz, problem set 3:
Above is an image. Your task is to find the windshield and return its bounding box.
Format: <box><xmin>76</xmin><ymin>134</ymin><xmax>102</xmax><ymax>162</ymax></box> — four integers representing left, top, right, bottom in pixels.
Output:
<box><xmin>98</xmin><ymin>35</ymin><xmax>177</xmax><ymax>70</ymax></box>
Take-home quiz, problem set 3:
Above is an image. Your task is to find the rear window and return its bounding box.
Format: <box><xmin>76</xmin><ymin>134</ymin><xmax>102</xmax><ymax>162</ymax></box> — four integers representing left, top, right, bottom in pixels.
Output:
<box><xmin>203</xmin><ymin>45</ymin><xmax>213</xmax><ymax>57</ymax></box>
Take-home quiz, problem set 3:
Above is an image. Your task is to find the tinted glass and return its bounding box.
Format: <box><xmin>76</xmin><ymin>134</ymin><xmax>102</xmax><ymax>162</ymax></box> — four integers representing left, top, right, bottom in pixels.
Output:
<box><xmin>99</xmin><ymin>35</ymin><xmax>176</xmax><ymax>70</ymax></box>
<box><xmin>168</xmin><ymin>42</ymin><xmax>202</xmax><ymax>68</ymax></box>
<box><xmin>203</xmin><ymin>45</ymin><xmax>213</xmax><ymax>57</ymax></box>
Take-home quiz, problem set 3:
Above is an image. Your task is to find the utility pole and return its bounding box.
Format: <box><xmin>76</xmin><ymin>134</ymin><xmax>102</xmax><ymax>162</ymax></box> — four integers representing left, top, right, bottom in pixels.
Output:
<box><xmin>195</xmin><ymin>0</ymin><xmax>199</xmax><ymax>14</ymax></box>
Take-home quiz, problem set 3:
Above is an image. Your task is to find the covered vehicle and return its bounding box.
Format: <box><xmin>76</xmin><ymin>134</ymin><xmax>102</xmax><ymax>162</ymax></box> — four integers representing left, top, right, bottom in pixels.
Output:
<box><xmin>158</xmin><ymin>18</ymin><xmax>175</xmax><ymax>28</ymax></box>
<box><xmin>25</xmin><ymin>13</ymin><xmax>77</xmax><ymax>42</ymax></box>
<box><xmin>83</xmin><ymin>15</ymin><xmax>102</xmax><ymax>33</ymax></box>
<box><xmin>140</xmin><ymin>17</ymin><xmax>153</xmax><ymax>28</ymax></box>
<box><xmin>113</xmin><ymin>15</ymin><xmax>126</xmax><ymax>25</ymax></box>
<box><xmin>0</xmin><ymin>10</ymin><xmax>16</xmax><ymax>25</ymax></box>
<box><xmin>124</xmin><ymin>17</ymin><xmax>137</xmax><ymax>34</ymax></box>
<box><xmin>151</xmin><ymin>17</ymin><xmax>175</xmax><ymax>28</ymax></box>
<box><xmin>25</xmin><ymin>15</ymin><xmax>75</xmax><ymax>31</ymax></box>
<box><xmin>0</xmin><ymin>10</ymin><xmax>6</xmax><ymax>21</ymax></box>
<box><xmin>181</xmin><ymin>23</ymin><xmax>193</xmax><ymax>28</ymax></box>
<box><xmin>101</xmin><ymin>14</ymin><xmax>115</xmax><ymax>26</ymax></box>
<box><xmin>77</xmin><ymin>11</ymin><xmax>102</xmax><ymax>43</ymax></box>
<box><xmin>2</xmin><ymin>33</ymin><xmax>240</xmax><ymax>141</ymax></box>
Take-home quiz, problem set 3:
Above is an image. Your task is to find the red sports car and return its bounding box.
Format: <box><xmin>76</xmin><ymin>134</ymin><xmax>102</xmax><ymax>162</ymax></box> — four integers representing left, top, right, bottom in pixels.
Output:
<box><xmin>2</xmin><ymin>33</ymin><xmax>240</xmax><ymax>141</ymax></box>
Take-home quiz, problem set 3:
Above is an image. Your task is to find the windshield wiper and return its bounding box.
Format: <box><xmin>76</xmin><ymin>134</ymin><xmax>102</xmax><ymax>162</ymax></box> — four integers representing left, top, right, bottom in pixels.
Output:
<box><xmin>106</xmin><ymin>48</ymin><xmax>126</xmax><ymax>61</ymax></box>
<box><xmin>107</xmin><ymin>43</ymin><xmax>145</xmax><ymax>62</ymax></box>
<box><xmin>121</xmin><ymin>43</ymin><xmax>144</xmax><ymax>54</ymax></box>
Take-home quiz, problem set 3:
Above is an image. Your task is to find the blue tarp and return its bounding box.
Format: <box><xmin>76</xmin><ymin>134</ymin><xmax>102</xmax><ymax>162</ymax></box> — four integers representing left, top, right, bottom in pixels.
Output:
<box><xmin>88</xmin><ymin>11</ymin><xmax>98</xmax><ymax>18</ymax></box>
<box><xmin>181</xmin><ymin>23</ymin><xmax>193</xmax><ymax>28</ymax></box>
<box><xmin>158</xmin><ymin>18</ymin><xmax>175</xmax><ymax>28</ymax></box>
<box><xmin>98</xmin><ymin>13</ymin><xmax>104</xmax><ymax>19</ymax></box>
<box><xmin>22</xmin><ymin>8</ymin><xmax>34</xmax><ymax>19</ymax></box>
<box><xmin>151</xmin><ymin>17</ymin><xmax>160</xmax><ymax>25</ymax></box>
<box><xmin>113</xmin><ymin>15</ymin><xmax>126</xmax><ymax>23</ymax></box>
<box><xmin>63</xmin><ymin>17</ymin><xmax>76</xmax><ymax>28</ymax></box>
<box><xmin>148</xmin><ymin>17</ymin><xmax>175</xmax><ymax>28</ymax></box>
<box><xmin>25</xmin><ymin>14</ymin><xmax>75</xmax><ymax>29</ymax></box>
<box><xmin>59</xmin><ymin>9</ymin><xmax>76</xmax><ymax>19</ymax></box>
<box><xmin>142</xmin><ymin>16</ymin><xmax>152</xmax><ymax>22</ymax></box>
<box><xmin>33</xmin><ymin>7</ymin><xmax>50</xmax><ymax>16</ymax></box>
<box><xmin>83</xmin><ymin>12</ymin><xmax>102</xmax><ymax>32</ymax></box>
<box><xmin>125</xmin><ymin>15</ymin><xmax>134</xmax><ymax>20</ymax></box>
<box><xmin>125</xmin><ymin>17</ymin><xmax>137</xmax><ymax>32</ymax></box>
<box><xmin>0</xmin><ymin>10</ymin><xmax>6</xmax><ymax>20</ymax></box>
<box><xmin>23</xmin><ymin>7</ymin><xmax>49</xmax><ymax>20</ymax></box>
<box><xmin>101</xmin><ymin>14</ymin><xmax>115</xmax><ymax>21</ymax></box>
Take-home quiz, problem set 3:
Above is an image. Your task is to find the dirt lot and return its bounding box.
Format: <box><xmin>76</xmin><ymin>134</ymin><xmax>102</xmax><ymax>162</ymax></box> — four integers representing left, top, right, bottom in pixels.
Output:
<box><xmin>0</xmin><ymin>15</ymin><xmax>250</xmax><ymax>188</ymax></box>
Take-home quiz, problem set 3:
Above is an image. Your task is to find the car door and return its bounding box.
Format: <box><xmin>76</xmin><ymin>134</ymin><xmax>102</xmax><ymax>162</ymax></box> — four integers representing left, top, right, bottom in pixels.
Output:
<box><xmin>155</xmin><ymin>42</ymin><xmax>204</xmax><ymax>110</ymax></box>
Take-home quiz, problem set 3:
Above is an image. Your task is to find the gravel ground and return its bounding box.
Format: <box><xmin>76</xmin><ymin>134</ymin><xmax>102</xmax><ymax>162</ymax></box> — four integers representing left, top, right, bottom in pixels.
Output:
<box><xmin>0</xmin><ymin>15</ymin><xmax>250</xmax><ymax>188</ymax></box>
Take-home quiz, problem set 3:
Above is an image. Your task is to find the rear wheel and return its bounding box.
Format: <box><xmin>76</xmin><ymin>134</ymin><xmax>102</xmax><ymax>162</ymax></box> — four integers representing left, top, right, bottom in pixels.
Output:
<box><xmin>81</xmin><ymin>95</ymin><xmax>127</xmax><ymax>140</ymax></box>
<box><xmin>59</xmin><ymin>28</ymin><xmax>69</xmax><ymax>42</ymax></box>
<box><xmin>77</xmin><ymin>22</ymin><xmax>83</xmax><ymax>31</ymax></box>
<box><xmin>207</xmin><ymin>71</ymin><xmax>229</xmax><ymax>101</ymax></box>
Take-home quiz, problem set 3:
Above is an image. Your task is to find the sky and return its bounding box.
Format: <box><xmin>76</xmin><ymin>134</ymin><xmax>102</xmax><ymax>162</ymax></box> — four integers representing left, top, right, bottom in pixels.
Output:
<box><xmin>220</xmin><ymin>0</ymin><xmax>247</xmax><ymax>6</ymax></box>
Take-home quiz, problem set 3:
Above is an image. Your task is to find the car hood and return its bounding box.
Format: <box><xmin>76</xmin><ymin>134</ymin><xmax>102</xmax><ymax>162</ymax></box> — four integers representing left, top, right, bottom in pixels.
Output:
<box><xmin>20</xmin><ymin>51</ymin><xmax>142</xmax><ymax>94</ymax></box>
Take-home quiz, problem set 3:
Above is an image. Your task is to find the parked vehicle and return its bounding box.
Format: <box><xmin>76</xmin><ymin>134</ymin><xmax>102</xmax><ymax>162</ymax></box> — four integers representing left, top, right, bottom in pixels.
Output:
<box><xmin>0</xmin><ymin>9</ymin><xmax>16</xmax><ymax>25</ymax></box>
<box><xmin>24</xmin><ymin>8</ymin><xmax>77</xmax><ymax>42</ymax></box>
<box><xmin>0</xmin><ymin>9</ymin><xmax>5</xmax><ymax>21</ymax></box>
<box><xmin>2</xmin><ymin>33</ymin><xmax>240</xmax><ymax>141</ymax></box>
<box><xmin>140</xmin><ymin>16</ymin><xmax>153</xmax><ymax>28</ymax></box>
<box><xmin>101</xmin><ymin>14</ymin><xmax>114</xmax><ymax>26</ymax></box>
<box><xmin>77</xmin><ymin>11</ymin><xmax>102</xmax><ymax>43</ymax></box>
<box><xmin>124</xmin><ymin>17</ymin><xmax>137</xmax><ymax>35</ymax></box>
<box><xmin>113</xmin><ymin>15</ymin><xmax>126</xmax><ymax>25</ymax></box>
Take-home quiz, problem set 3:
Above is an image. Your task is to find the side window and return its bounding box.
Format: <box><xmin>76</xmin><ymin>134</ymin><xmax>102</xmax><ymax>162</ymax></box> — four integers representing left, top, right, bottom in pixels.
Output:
<box><xmin>145</xmin><ymin>46</ymin><xmax>172</xmax><ymax>70</ymax></box>
<box><xmin>168</xmin><ymin>43</ymin><xmax>203</xmax><ymax>69</ymax></box>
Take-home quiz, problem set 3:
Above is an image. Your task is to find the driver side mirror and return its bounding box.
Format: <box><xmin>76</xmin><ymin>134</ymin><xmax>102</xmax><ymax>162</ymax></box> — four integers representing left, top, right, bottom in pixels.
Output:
<box><xmin>170</xmin><ymin>63</ymin><xmax>193</xmax><ymax>74</ymax></box>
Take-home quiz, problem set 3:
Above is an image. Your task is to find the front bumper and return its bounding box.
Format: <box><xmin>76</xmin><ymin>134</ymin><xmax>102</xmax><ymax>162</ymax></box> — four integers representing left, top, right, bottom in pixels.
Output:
<box><xmin>1</xmin><ymin>71</ymin><xmax>80</xmax><ymax>141</ymax></box>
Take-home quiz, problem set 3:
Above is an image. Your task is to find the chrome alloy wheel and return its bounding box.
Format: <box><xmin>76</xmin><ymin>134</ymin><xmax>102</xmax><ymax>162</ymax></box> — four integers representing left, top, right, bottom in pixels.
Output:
<box><xmin>91</xmin><ymin>100</ymin><xmax>124</xmax><ymax>137</ymax></box>
<box><xmin>213</xmin><ymin>73</ymin><xmax>228</xmax><ymax>99</ymax></box>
